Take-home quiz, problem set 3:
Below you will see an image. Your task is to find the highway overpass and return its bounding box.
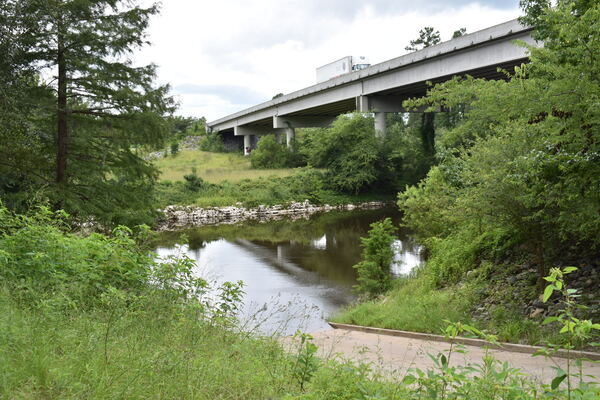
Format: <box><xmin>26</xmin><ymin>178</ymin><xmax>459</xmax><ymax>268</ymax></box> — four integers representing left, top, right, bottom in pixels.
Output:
<box><xmin>207</xmin><ymin>18</ymin><xmax>536</xmax><ymax>154</ymax></box>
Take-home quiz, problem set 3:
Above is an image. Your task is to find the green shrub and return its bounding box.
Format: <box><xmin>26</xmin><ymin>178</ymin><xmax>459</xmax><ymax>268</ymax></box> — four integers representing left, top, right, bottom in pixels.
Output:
<box><xmin>183</xmin><ymin>168</ymin><xmax>206</xmax><ymax>192</ymax></box>
<box><xmin>353</xmin><ymin>218</ymin><xmax>396</xmax><ymax>297</ymax></box>
<box><xmin>250</xmin><ymin>134</ymin><xmax>302</xmax><ymax>169</ymax></box>
<box><xmin>304</xmin><ymin>113</ymin><xmax>380</xmax><ymax>194</ymax></box>
<box><xmin>398</xmin><ymin>0</ymin><xmax>600</xmax><ymax>289</ymax></box>
<box><xmin>170</xmin><ymin>141</ymin><xmax>179</xmax><ymax>156</ymax></box>
<box><xmin>0</xmin><ymin>206</ymin><xmax>151</xmax><ymax>309</ymax></box>
<box><xmin>199</xmin><ymin>131</ymin><xmax>226</xmax><ymax>152</ymax></box>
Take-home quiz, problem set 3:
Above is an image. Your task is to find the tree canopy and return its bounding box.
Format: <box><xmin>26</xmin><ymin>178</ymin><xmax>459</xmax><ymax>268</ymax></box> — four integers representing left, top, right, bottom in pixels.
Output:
<box><xmin>399</xmin><ymin>0</ymin><xmax>600</xmax><ymax>286</ymax></box>
<box><xmin>0</xmin><ymin>0</ymin><xmax>174</xmax><ymax>226</ymax></box>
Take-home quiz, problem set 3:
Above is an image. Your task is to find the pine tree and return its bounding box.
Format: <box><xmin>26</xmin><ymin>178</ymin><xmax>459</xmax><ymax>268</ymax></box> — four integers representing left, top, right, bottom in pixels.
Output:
<box><xmin>1</xmin><ymin>0</ymin><xmax>174</xmax><ymax>225</ymax></box>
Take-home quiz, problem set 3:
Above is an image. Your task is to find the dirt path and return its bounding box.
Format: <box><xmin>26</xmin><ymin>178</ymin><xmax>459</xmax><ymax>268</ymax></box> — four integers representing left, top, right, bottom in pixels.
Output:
<box><xmin>291</xmin><ymin>328</ymin><xmax>600</xmax><ymax>383</ymax></box>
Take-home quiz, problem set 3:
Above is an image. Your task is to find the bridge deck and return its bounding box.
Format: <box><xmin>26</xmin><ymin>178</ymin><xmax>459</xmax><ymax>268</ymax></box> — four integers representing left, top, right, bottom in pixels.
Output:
<box><xmin>208</xmin><ymin>19</ymin><xmax>535</xmax><ymax>133</ymax></box>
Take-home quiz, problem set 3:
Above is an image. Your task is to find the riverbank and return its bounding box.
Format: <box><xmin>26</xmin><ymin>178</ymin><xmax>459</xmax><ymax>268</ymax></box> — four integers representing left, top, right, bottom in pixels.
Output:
<box><xmin>157</xmin><ymin>200</ymin><xmax>392</xmax><ymax>231</ymax></box>
<box><xmin>332</xmin><ymin>260</ymin><xmax>600</xmax><ymax>348</ymax></box>
<box><xmin>3</xmin><ymin>205</ymin><xmax>598</xmax><ymax>399</ymax></box>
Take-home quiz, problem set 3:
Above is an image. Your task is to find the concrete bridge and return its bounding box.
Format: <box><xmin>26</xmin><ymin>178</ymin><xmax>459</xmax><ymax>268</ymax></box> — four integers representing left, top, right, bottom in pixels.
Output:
<box><xmin>207</xmin><ymin>19</ymin><xmax>536</xmax><ymax>154</ymax></box>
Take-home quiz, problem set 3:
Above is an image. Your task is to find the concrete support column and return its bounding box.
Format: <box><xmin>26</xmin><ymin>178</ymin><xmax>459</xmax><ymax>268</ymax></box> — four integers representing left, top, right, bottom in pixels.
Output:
<box><xmin>243</xmin><ymin>134</ymin><xmax>252</xmax><ymax>156</ymax></box>
<box><xmin>285</xmin><ymin>127</ymin><xmax>295</xmax><ymax>148</ymax></box>
<box><xmin>374</xmin><ymin>112</ymin><xmax>387</xmax><ymax>137</ymax></box>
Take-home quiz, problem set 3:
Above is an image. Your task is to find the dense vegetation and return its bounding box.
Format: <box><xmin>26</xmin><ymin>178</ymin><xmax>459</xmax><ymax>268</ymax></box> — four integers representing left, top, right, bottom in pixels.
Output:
<box><xmin>336</xmin><ymin>0</ymin><xmax>600</xmax><ymax>349</ymax></box>
<box><xmin>0</xmin><ymin>0</ymin><xmax>174</xmax><ymax>227</ymax></box>
<box><xmin>1</xmin><ymin>0</ymin><xmax>599</xmax><ymax>397</ymax></box>
<box><xmin>156</xmin><ymin>166</ymin><xmax>393</xmax><ymax>208</ymax></box>
<box><xmin>1</xmin><ymin>205</ymin><xmax>598</xmax><ymax>399</ymax></box>
<box><xmin>245</xmin><ymin>109</ymin><xmax>447</xmax><ymax>195</ymax></box>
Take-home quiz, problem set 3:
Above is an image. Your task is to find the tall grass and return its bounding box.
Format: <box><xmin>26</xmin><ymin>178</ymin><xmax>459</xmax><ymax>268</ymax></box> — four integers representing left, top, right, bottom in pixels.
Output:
<box><xmin>2</xmin><ymin>206</ymin><xmax>597</xmax><ymax>399</ymax></box>
<box><xmin>153</xmin><ymin>150</ymin><xmax>297</xmax><ymax>183</ymax></box>
<box><xmin>0</xmin><ymin>288</ymin><xmax>295</xmax><ymax>399</ymax></box>
<box><xmin>333</xmin><ymin>273</ymin><xmax>475</xmax><ymax>334</ymax></box>
<box><xmin>155</xmin><ymin>169</ymin><xmax>393</xmax><ymax>208</ymax></box>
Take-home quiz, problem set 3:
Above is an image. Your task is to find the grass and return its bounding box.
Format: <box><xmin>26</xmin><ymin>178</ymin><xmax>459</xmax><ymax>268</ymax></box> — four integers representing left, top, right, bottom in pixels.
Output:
<box><xmin>332</xmin><ymin>273</ymin><xmax>475</xmax><ymax>335</ymax></box>
<box><xmin>153</xmin><ymin>150</ymin><xmax>297</xmax><ymax>183</ymax></box>
<box><xmin>2</xmin><ymin>207</ymin><xmax>596</xmax><ymax>399</ymax></box>
<box><xmin>0</xmin><ymin>289</ymin><xmax>297</xmax><ymax>399</ymax></box>
<box><xmin>332</xmin><ymin>266</ymin><xmax>570</xmax><ymax>346</ymax></box>
<box><xmin>152</xmin><ymin>150</ymin><xmax>396</xmax><ymax>209</ymax></box>
<box><xmin>154</xmin><ymin>167</ymin><xmax>395</xmax><ymax>209</ymax></box>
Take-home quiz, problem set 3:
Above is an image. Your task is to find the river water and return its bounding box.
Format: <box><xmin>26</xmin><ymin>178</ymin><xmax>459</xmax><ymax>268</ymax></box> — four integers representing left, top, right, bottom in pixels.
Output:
<box><xmin>154</xmin><ymin>207</ymin><xmax>422</xmax><ymax>335</ymax></box>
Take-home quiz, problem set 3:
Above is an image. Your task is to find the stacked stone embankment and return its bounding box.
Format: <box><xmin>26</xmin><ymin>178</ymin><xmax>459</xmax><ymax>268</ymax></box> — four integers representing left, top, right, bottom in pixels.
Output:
<box><xmin>158</xmin><ymin>200</ymin><xmax>389</xmax><ymax>231</ymax></box>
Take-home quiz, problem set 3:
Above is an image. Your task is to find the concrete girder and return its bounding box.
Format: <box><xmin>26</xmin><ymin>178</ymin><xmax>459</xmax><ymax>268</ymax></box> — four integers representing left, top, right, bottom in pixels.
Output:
<box><xmin>361</xmin><ymin>32</ymin><xmax>534</xmax><ymax>96</ymax></box>
<box><xmin>356</xmin><ymin>95</ymin><xmax>437</xmax><ymax>113</ymax></box>
<box><xmin>234</xmin><ymin>125</ymin><xmax>287</xmax><ymax>137</ymax></box>
<box><xmin>273</xmin><ymin>115</ymin><xmax>336</xmax><ymax>129</ymax></box>
<box><xmin>208</xmin><ymin>19</ymin><xmax>536</xmax><ymax>132</ymax></box>
<box><xmin>356</xmin><ymin>95</ymin><xmax>407</xmax><ymax>113</ymax></box>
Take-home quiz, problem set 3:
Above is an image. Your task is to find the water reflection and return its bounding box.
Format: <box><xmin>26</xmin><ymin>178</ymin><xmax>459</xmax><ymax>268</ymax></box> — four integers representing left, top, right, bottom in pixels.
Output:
<box><xmin>154</xmin><ymin>207</ymin><xmax>422</xmax><ymax>334</ymax></box>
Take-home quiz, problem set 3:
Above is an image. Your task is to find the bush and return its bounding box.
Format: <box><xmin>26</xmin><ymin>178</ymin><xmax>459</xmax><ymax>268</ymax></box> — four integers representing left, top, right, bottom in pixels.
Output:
<box><xmin>353</xmin><ymin>218</ymin><xmax>396</xmax><ymax>297</ymax></box>
<box><xmin>183</xmin><ymin>168</ymin><xmax>206</xmax><ymax>192</ymax></box>
<box><xmin>303</xmin><ymin>113</ymin><xmax>380</xmax><ymax>194</ymax></box>
<box><xmin>250</xmin><ymin>134</ymin><xmax>303</xmax><ymax>169</ymax></box>
<box><xmin>170</xmin><ymin>141</ymin><xmax>179</xmax><ymax>156</ymax></box>
<box><xmin>199</xmin><ymin>131</ymin><xmax>226</xmax><ymax>152</ymax></box>
<box><xmin>0</xmin><ymin>206</ymin><xmax>152</xmax><ymax>309</ymax></box>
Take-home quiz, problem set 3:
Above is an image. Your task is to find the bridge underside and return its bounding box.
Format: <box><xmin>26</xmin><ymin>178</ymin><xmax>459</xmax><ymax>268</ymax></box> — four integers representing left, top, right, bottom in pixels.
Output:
<box><xmin>208</xmin><ymin>19</ymin><xmax>535</xmax><ymax>154</ymax></box>
<box><xmin>218</xmin><ymin>58</ymin><xmax>528</xmax><ymax>136</ymax></box>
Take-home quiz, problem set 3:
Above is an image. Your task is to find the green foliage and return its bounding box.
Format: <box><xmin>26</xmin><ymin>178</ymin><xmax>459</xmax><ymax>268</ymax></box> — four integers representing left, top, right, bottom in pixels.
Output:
<box><xmin>400</xmin><ymin>1</ymin><xmax>600</xmax><ymax>288</ymax></box>
<box><xmin>170</xmin><ymin>141</ymin><xmax>179</xmax><ymax>156</ymax></box>
<box><xmin>0</xmin><ymin>0</ymin><xmax>175</xmax><ymax>227</ymax></box>
<box><xmin>251</xmin><ymin>134</ymin><xmax>300</xmax><ymax>169</ymax></box>
<box><xmin>334</xmin><ymin>273</ymin><xmax>475</xmax><ymax>335</ymax></box>
<box><xmin>541</xmin><ymin>267</ymin><xmax>600</xmax><ymax>347</ymax></box>
<box><xmin>405</xmin><ymin>26</ymin><xmax>441</xmax><ymax>51</ymax></box>
<box><xmin>536</xmin><ymin>267</ymin><xmax>600</xmax><ymax>395</ymax></box>
<box><xmin>0</xmin><ymin>206</ymin><xmax>151</xmax><ymax>309</ymax></box>
<box><xmin>299</xmin><ymin>113</ymin><xmax>438</xmax><ymax>194</ymax></box>
<box><xmin>290</xmin><ymin>331</ymin><xmax>320</xmax><ymax>391</ymax></box>
<box><xmin>182</xmin><ymin>168</ymin><xmax>207</xmax><ymax>192</ymax></box>
<box><xmin>452</xmin><ymin>27</ymin><xmax>467</xmax><ymax>38</ymax></box>
<box><xmin>353</xmin><ymin>218</ymin><xmax>396</xmax><ymax>297</ymax></box>
<box><xmin>167</xmin><ymin>115</ymin><xmax>203</xmax><ymax>138</ymax></box>
<box><xmin>199</xmin><ymin>130</ymin><xmax>227</xmax><ymax>152</ymax></box>
<box><xmin>155</xmin><ymin>168</ymin><xmax>392</xmax><ymax>209</ymax></box>
<box><xmin>304</xmin><ymin>113</ymin><xmax>380</xmax><ymax>194</ymax></box>
<box><xmin>398</xmin><ymin>166</ymin><xmax>459</xmax><ymax>240</ymax></box>
<box><xmin>376</xmin><ymin>116</ymin><xmax>432</xmax><ymax>190</ymax></box>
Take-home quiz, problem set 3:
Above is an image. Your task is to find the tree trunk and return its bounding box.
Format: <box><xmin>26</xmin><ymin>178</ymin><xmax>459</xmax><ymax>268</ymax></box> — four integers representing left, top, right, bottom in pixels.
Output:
<box><xmin>420</xmin><ymin>112</ymin><xmax>435</xmax><ymax>156</ymax></box>
<box><xmin>56</xmin><ymin>27</ymin><xmax>68</xmax><ymax>184</ymax></box>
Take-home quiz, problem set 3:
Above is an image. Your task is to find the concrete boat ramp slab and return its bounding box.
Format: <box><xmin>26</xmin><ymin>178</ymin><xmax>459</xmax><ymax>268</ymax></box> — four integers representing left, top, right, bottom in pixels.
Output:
<box><xmin>286</xmin><ymin>328</ymin><xmax>600</xmax><ymax>383</ymax></box>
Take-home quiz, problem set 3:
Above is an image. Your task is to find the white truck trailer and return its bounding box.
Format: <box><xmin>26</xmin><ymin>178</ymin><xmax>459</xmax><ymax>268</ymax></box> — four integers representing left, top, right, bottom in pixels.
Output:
<box><xmin>316</xmin><ymin>56</ymin><xmax>370</xmax><ymax>83</ymax></box>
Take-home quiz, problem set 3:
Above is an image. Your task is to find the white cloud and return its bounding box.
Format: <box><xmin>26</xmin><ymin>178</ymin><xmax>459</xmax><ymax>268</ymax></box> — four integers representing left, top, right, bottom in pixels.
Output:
<box><xmin>135</xmin><ymin>0</ymin><xmax>521</xmax><ymax>120</ymax></box>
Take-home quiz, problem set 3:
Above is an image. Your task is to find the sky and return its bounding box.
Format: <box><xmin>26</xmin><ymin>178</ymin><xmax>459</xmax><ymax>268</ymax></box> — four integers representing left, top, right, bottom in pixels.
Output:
<box><xmin>135</xmin><ymin>1</ymin><xmax>522</xmax><ymax>121</ymax></box>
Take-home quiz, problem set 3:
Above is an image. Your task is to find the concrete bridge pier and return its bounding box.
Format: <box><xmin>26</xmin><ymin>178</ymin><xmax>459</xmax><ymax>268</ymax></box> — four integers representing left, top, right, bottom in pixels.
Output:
<box><xmin>243</xmin><ymin>134</ymin><xmax>253</xmax><ymax>155</ymax></box>
<box><xmin>274</xmin><ymin>115</ymin><xmax>334</xmax><ymax>150</ymax></box>
<box><xmin>374</xmin><ymin>112</ymin><xmax>386</xmax><ymax>138</ymax></box>
<box><xmin>285</xmin><ymin>127</ymin><xmax>295</xmax><ymax>148</ymax></box>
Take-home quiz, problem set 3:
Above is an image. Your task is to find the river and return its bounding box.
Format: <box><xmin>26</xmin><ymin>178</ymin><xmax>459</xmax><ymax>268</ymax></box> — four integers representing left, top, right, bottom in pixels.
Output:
<box><xmin>154</xmin><ymin>207</ymin><xmax>422</xmax><ymax>335</ymax></box>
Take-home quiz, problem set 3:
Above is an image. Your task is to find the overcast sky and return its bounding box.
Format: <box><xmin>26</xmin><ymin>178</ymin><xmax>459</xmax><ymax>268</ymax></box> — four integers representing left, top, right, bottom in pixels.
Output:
<box><xmin>136</xmin><ymin>1</ymin><xmax>521</xmax><ymax>121</ymax></box>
